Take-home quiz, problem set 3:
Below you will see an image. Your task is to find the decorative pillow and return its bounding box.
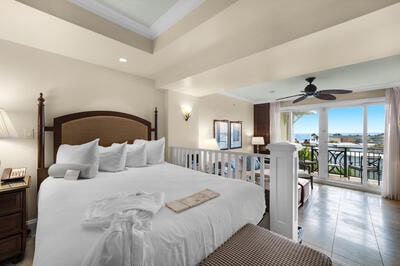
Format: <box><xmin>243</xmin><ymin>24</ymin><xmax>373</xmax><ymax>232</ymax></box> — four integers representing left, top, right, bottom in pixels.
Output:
<box><xmin>48</xmin><ymin>163</ymin><xmax>91</xmax><ymax>178</ymax></box>
<box><xmin>134</xmin><ymin>137</ymin><xmax>165</xmax><ymax>164</ymax></box>
<box><xmin>56</xmin><ymin>139</ymin><xmax>99</xmax><ymax>178</ymax></box>
<box><xmin>99</xmin><ymin>142</ymin><xmax>127</xmax><ymax>172</ymax></box>
<box><xmin>123</xmin><ymin>143</ymin><xmax>147</xmax><ymax>167</ymax></box>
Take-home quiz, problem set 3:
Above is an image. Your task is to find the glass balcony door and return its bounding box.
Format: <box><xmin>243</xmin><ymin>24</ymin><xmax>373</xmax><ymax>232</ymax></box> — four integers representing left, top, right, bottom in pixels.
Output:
<box><xmin>281</xmin><ymin>101</ymin><xmax>385</xmax><ymax>191</ymax></box>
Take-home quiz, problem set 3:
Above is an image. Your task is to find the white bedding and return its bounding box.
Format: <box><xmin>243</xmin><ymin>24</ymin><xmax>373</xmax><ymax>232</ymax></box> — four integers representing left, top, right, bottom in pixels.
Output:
<box><xmin>34</xmin><ymin>163</ymin><xmax>265</xmax><ymax>266</ymax></box>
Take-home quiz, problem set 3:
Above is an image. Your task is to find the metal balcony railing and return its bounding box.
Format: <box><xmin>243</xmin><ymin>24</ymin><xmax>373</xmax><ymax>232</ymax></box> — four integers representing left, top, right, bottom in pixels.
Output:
<box><xmin>299</xmin><ymin>145</ymin><xmax>383</xmax><ymax>185</ymax></box>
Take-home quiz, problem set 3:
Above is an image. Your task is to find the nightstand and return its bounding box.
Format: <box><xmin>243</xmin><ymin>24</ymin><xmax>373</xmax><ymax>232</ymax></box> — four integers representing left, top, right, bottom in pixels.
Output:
<box><xmin>0</xmin><ymin>176</ymin><xmax>30</xmax><ymax>263</ymax></box>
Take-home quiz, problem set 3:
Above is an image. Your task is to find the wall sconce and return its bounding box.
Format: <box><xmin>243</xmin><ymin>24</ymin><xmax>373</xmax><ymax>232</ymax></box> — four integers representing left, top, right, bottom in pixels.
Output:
<box><xmin>0</xmin><ymin>109</ymin><xmax>18</xmax><ymax>138</ymax></box>
<box><xmin>181</xmin><ymin>105</ymin><xmax>192</xmax><ymax>121</ymax></box>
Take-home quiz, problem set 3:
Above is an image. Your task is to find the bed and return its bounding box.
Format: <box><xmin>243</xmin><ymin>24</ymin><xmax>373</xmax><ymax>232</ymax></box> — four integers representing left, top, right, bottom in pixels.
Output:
<box><xmin>33</xmin><ymin>94</ymin><xmax>265</xmax><ymax>266</ymax></box>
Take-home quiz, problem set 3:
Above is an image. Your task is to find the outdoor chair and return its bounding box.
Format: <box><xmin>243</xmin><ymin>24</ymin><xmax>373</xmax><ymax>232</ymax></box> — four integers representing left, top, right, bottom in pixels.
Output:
<box><xmin>348</xmin><ymin>155</ymin><xmax>382</xmax><ymax>185</ymax></box>
<box><xmin>298</xmin><ymin>147</ymin><xmax>318</xmax><ymax>174</ymax></box>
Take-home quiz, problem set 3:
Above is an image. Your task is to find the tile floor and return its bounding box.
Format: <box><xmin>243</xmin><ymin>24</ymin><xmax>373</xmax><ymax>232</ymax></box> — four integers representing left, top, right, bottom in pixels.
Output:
<box><xmin>299</xmin><ymin>183</ymin><xmax>400</xmax><ymax>266</ymax></box>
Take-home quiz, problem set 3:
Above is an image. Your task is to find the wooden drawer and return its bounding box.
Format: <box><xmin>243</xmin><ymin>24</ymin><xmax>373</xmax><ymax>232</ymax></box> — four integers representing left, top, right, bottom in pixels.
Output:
<box><xmin>0</xmin><ymin>192</ymin><xmax>22</xmax><ymax>215</ymax></box>
<box><xmin>0</xmin><ymin>234</ymin><xmax>21</xmax><ymax>261</ymax></box>
<box><xmin>0</xmin><ymin>213</ymin><xmax>22</xmax><ymax>238</ymax></box>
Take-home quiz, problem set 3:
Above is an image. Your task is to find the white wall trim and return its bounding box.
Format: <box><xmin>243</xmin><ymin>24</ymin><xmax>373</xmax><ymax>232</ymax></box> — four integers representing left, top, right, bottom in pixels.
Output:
<box><xmin>69</xmin><ymin>0</ymin><xmax>204</xmax><ymax>40</ymax></box>
<box><xmin>219</xmin><ymin>91</ymin><xmax>255</xmax><ymax>103</ymax></box>
<box><xmin>150</xmin><ymin>0</ymin><xmax>205</xmax><ymax>39</ymax></box>
<box><xmin>314</xmin><ymin>177</ymin><xmax>381</xmax><ymax>194</ymax></box>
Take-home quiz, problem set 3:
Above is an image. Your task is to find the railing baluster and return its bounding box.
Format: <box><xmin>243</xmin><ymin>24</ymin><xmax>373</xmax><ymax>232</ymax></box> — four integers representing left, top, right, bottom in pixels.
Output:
<box><xmin>227</xmin><ymin>152</ymin><xmax>232</xmax><ymax>178</ymax></box>
<box><xmin>234</xmin><ymin>154</ymin><xmax>239</xmax><ymax>179</ymax></box>
<box><xmin>177</xmin><ymin>148</ymin><xmax>182</xmax><ymax>166</ymax></box>
<box><xmin>241</xmin><ymin>155</ymin><xmax>247</xmax><ymax>181</ymax></box>
<box><xmin>260</xmin><ymin>155</ymin><xmax>265</xmax><ymax>189</ymax></box>
<box><xmin>221</xmin><ymin>152</ymin><xmax>226</xmax><ymax>177</ymax></box>
<box><xmin>250</xmin><ymin>155</ymin><xmax>255</xmax><ymax>183</ymax></box>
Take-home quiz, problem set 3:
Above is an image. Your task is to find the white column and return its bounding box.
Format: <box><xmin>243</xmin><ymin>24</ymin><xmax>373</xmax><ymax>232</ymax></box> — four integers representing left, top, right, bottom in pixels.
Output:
<box><xmin>319</xmin><ymin>107</ymin><xmax>328</xmax><ymax>179</ymax></box>
<box><xmin>267</xmin><ymin>142</ymin><xmax>302</xmax><ymax>240</ymax></box>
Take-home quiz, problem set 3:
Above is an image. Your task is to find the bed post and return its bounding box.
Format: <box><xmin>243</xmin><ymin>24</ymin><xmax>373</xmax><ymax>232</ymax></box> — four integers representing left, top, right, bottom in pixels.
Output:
<box><xmin>154</xmin><ymin>107</ymin><xmax>158</xmax><ymax>140</ymax></box>
<box><xmin>38</xmin><ymin>93</ymin><xmax>45</xmax><ymax>170</ymax></box>
<box><xmin>37</xmin><ymin>93</ymin><xmax>48</xmax><ymax>192</ymax></box>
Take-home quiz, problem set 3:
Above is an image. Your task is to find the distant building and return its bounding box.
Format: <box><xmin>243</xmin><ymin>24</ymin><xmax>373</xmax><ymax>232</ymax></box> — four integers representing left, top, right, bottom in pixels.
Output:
<box><xmin>342</xmin><ymin>137</ymin><xmax>356</xmax><ymax>142</ymax></box>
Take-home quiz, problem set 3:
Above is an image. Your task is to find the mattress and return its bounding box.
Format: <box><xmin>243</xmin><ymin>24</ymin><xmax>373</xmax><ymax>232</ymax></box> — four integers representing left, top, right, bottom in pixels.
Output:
<box><xmin>33</xmin><ymin>163</ymin><xmax>265</xmax><ymax>266</ymax></box>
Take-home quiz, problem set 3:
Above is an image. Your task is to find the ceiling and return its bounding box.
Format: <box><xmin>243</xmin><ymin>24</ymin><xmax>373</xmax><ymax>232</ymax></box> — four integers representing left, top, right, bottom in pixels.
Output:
<box><xmin>224</xmin><ymin>55</ymin><xmax>400</xmax><ymax>103</ymax></box>
<box><xmin>69</xmin><ymin>0</ymin><xmax>204</xmax><ymax>39</ymax></box>
<box><xmin>3</xmin><ymin>0</ymin><xmax>400</xmax><ymax>102</ymax></box>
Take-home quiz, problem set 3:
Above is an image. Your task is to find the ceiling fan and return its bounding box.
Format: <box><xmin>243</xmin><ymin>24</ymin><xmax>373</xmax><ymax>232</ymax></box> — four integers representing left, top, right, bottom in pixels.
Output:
<box><xmin>276</xmin><ymin>77</ymin><xmax>352</xmax><ymax>103</ymax></box>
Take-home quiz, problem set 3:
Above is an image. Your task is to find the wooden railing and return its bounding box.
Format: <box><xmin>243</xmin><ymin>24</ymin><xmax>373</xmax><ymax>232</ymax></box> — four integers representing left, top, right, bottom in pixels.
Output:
<box><xmin>170</xmin><ymin>147</ymin><xmax>269</xmax><ymax>189</ymax></box>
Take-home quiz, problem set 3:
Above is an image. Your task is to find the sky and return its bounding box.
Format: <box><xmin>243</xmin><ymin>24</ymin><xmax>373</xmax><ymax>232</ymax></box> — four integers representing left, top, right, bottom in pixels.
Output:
<box><xmin>294</xmin><ymin>104</ymin><xmax>385</xmax><ymax>134</ymax></box>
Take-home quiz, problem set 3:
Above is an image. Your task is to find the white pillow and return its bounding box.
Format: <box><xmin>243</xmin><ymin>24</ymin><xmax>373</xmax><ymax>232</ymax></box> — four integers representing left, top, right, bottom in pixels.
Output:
<box><xmin>123</xmin><ymin>143</ymin><xmax>147</xmax><ymax>167</ymax></box>
<box><xmin>56</xmin><ymin>139</ymin><xmax>99</xmax><ymax>178</ymax></box>
<box><xmin>48</xmin><ymin>163</ymin><xmax>91</xmax><ymax>178</ymax></box>
<box><xmin>134</xmin><ymin>137</ymin><xmax>165</xmax><ymax>164</ymax></box>
<box><xmin>99</xmin><ymin>142</ymin><xmax>127</xmax><ymax>172</ymax></box>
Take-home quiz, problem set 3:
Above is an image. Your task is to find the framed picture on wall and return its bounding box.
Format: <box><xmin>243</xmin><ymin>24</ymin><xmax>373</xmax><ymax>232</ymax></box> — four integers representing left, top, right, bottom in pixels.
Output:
<box><xmin>213</xmin><ymin>120</ymin><xmax>229</xmax><ymax>150</ymax></box>
<box><xmin>230</xmin><ymin>121</ymin><xmax>242</xmax><ymax>149</ymax></box>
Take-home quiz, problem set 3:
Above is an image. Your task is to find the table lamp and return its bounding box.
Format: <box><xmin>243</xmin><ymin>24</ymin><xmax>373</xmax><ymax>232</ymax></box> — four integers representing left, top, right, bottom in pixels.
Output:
<box><xmin>0</xmin><ymin>109</ymin><xmax>18</xmax><ymax>139</ymax></box>
<box><xmin>251</xmin><ymin>136</ymin><xmax>265</xmax><ymax>153</ymax></box>
<box><xmin>0</xmin><ymin>109</ymin><xmax>18</xmax><ymax>167</ymax></box>
<box><xmin>202</xmin><ymin>138</ymin><xmax>219</xmax><ymax>150</ymax></box>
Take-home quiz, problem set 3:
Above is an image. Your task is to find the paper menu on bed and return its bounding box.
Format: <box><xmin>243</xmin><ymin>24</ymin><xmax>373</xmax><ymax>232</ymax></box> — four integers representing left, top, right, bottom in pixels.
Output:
<box><xmin>166</xmin><ymin>189</ymin><xmax>220</xmax><ymax>213</ymax></box>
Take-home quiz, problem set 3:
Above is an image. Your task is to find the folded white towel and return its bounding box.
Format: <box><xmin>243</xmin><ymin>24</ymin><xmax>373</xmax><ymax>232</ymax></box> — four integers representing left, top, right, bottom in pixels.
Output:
<box><xmin>81</xmin><ymin>192</ymin><xmax>165</xmax><ymax>266</ymax></box>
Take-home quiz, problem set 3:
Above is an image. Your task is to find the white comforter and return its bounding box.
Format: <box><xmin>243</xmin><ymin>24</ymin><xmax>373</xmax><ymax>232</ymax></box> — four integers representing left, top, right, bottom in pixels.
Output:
<box><xmin>34</xmin><ymin>163</ymin><xmax>265</xmax><ymax>266</ymax></box>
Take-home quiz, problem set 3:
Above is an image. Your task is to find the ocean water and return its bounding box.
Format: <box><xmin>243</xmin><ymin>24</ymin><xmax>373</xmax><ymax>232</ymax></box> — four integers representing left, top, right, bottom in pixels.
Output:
<box><xmin>295</xmin><ymin>133</ymin><xmax>315</xmax><ymax>142</ymax></box>
<box><xmin>295</xmin><ymin>133</ymin><xmax>382</xmax><ymax>142</ymax></box>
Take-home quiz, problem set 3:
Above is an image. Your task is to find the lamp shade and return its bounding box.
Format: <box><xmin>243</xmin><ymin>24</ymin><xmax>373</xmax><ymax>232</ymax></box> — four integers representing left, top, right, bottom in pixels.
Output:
<box><xmin>202</xmin><ymin>138</ymin><xmax>219</xmax><ymax>150</ymax></box>
<box><xmin>0</xmin><ymin>109</ymin><xmax>18</xmax><ymax>138</ymax></box>
<box><xmin>251</xmin><ymin>136</ymin><xmax>265</xmax><ymax>145</ymax></box>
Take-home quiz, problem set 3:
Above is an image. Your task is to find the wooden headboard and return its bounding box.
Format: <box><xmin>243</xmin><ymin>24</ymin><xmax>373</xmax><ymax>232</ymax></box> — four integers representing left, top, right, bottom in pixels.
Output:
<box><xmin>37</xmin><ymin>93</ymin><xmax>158</xmax><ymax>191</ymax></box>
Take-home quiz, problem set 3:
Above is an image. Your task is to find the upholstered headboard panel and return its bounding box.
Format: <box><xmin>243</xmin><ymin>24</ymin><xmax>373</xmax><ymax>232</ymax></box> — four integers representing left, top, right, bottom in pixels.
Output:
<box><xmin>59</xmin><ymin>117</ymin><xmax>148</xmax><ymax>146</ymax></box>
<box><xmin>53</xmin><ymin>111</ymin><xmax>151</xmax><ymax>159</ymax></box>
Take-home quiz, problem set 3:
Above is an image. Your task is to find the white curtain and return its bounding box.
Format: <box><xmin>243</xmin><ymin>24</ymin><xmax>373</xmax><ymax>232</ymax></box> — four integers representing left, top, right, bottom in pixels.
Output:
<box><xmin>382</xmin><ymin>87</ymin><xmax>400</xmax><ymax>200</ymax></box>
<box><xmin>270</xmin><ymin>102</ymin><xmax>281</xmax><ymax>143</ymax></box>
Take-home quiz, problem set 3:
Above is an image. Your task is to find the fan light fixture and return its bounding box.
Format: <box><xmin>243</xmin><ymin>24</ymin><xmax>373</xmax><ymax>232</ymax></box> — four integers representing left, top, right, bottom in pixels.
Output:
<box><xmin>276</xmin><ymin>77</ymin><xmax>352</xmax><ymax>103</ymax></box>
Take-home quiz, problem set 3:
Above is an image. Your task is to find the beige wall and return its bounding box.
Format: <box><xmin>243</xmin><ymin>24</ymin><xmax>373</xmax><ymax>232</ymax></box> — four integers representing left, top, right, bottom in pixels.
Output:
<box><xmin>0</xmin><ymin>39</ymin><xmax>165</xmax><ymax>220</ymax></box>
<box><xmin>198</xmin><ymin>94</ymin><xmax>253</xmax><ymax>153</ymax></box>
<box><xmin>166</xmin><ymin>90</ymin><xmax>199</xmax><ymax>153</ymax></box>
<box><xmin>165</xmin><ymin>92</ymin><xmax>254</xmax><ymax>158</ymax></box>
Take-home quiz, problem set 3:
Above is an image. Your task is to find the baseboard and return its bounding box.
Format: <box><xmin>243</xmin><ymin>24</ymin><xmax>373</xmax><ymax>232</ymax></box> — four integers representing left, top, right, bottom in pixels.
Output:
<box><xmin>314</xmin><ymin>177</ymin><xmax>381</xmax><ymax>194</ymax></box>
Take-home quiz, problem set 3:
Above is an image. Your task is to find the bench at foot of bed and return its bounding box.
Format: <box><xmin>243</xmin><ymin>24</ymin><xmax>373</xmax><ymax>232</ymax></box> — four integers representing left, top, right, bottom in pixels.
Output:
<box><xmin>200</xmin><ymin>224</ymin><xmax>332</xmax><ymax>266</ymax></box>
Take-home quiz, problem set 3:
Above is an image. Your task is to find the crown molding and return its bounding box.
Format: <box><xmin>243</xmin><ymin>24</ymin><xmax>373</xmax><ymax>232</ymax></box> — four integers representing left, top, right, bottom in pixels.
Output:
<box><xmin>70</xmin><ymin>0</ymin><xmax>204</xmax><ymax>40</ymax></box>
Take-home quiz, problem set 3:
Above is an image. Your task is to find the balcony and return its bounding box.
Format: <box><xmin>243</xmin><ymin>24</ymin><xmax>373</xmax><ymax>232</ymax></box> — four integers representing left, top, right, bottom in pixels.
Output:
<box><xmin>299</xmin><ymin>144</ymin><xmax>383</xmax><ymax>187</ymax></box>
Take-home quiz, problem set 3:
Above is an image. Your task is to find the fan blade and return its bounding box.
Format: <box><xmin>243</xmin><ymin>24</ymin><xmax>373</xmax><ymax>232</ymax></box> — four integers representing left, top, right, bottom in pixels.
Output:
<box><xmin>319</xmin><ymin>89</ymin><xmax>352</xmax><ymax>94</ymax></box>
<box><xmin>293</xmin><ymin>95</ymin><xmax>308</xmax><ymax>103</ymax></box>
<box><xmin>315</xmin><ymin>93</ymin><xmax>336</xmax><ymax>100</ymax></box>
<box><xmin>276</xmin><ymin>93</ymin><xmax>305</xmax><ymax>101</ymax></box>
